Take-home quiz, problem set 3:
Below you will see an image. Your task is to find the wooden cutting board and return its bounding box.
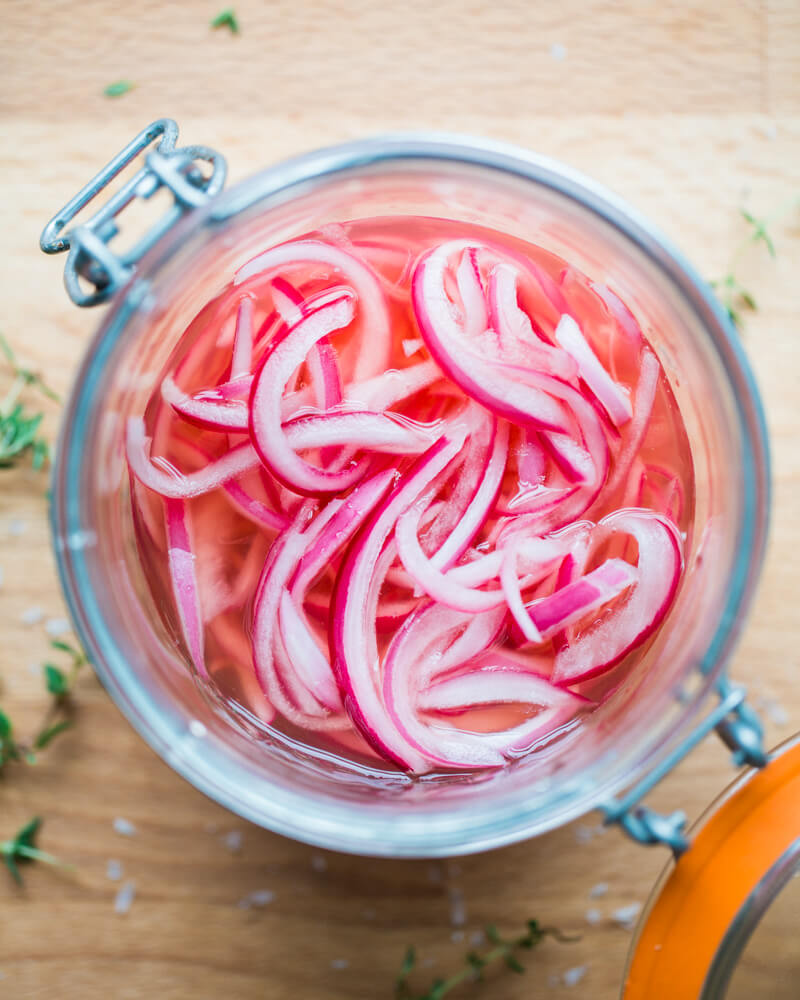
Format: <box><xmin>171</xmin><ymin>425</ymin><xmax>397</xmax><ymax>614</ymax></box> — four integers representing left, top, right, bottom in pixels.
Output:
<box><xmin>1</xmin><ymin>2</ymin><xmax>798</xmax><ymax>997</ymax></box>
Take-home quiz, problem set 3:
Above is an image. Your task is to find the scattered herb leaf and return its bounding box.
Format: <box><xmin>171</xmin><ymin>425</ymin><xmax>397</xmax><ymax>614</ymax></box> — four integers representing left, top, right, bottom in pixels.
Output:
<box><xmin>33</xmin><ymin>719</ymin><xmax>74</xmax><ymax>750</ymax></box>
<box><xmin>0</xmin><ymin>334</ymin><xmax>58</xmax><ymax>470</ymax></box>
<box><xmin>1</xmin><ymin>817</ymin><xmax>70</xmax><ymax>884</ymax></box>
<box><xmin>210</xmin><ymin>8</ymin><xmax>239</xmax><ymax>33</ymax></box>
<box><xmin>395</xmin><ymin>919</ymin><xmax>577</xmax><ymax>999</ymax></box>
<box><xmin>103</xmin><ymin>80</ymin><xmax>134</xmax><ymax>98</ymax></box>
<box><xmin>44</xmin><ymin>664</ymin><xmax>70</xmax><ymax>698</ymax></box>
<box><xmin>711</xmin><ymin>197</ymin><xmax>798</xmax><ymax>331</ymax></box>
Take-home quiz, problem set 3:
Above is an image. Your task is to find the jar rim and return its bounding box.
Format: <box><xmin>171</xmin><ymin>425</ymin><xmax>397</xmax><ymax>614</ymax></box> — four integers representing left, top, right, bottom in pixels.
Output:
<box><xmin>50</xmin><ymin>132</ymin><xmax>771</xmax><ymax>856</ymax></box>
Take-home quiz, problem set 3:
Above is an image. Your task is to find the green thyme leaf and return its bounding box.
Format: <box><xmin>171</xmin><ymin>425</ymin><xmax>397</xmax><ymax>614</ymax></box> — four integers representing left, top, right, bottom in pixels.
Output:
<box><xmin>33</xmin><ymin>719</ymin><xmax>74</xmax><ymax>750</ymax></box>
<box><xmin>103</xmin><ymin>80</ymin><xmax>135</xmax><ymax>98</ymax></box>
<box><xmin>44</xmin><ymin>664</ymin><xmax>70</xmax><ymax>698</ymax></box>
<box><xmin>1</xmin><ymin>816</ymin><xmax>70</xmax><ymax>884</ymax></box>
<box><xmin>210</xmin><ymin>8</ymin><xmax>239</xmax><ymax>32</ymax></box>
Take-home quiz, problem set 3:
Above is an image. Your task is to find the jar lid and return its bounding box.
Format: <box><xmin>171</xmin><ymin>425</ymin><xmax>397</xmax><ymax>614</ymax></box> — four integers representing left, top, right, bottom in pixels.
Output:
<box><xmin>623</xmin><ymin>735</ymin><xmax>800</xmax><ymax>999</ymax></box>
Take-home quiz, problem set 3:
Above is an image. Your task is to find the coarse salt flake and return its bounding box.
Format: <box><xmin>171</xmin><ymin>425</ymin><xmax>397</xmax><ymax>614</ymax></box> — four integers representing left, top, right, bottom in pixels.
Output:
<box><xmin>113</xmin><ymin>817</ymin><xmax>137</xmax><ymax>837</ymax></box>
<box><xmin>114</xmin><ymin>880</ymin><xmax>136</xmax><ymax>915</ymax></box>
<box><xmin>563</xmin><ymin>965</ymin><xmax>588</xmax><ymax>987</ymax></box>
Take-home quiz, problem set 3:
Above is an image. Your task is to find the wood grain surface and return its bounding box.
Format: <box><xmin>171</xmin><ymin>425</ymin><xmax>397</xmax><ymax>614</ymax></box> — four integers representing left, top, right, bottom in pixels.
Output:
<box><xmin>1</xmin><ymin>2</ymin><xmax>799</xmax><ymax>998</ymax></box>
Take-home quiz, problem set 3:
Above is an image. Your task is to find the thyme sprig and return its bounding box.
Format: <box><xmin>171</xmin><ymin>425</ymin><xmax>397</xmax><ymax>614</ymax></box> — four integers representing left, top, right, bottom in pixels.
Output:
<box><xmin>0</xmin><ymin>640</ymin><xmax>88</xmax><ymax>769</ymax></box>
<box><xmin>0</xmin><ymin>333</ymin><xmax>59</xmax><ymax>470</ymax></box>
<box><xmin>711</xmin><ymin>199</ymin><xmax>797</xmax><ymax>328</ymax></box>
<box><xmin>1</xmin><ymin>817</ymin><xmax>71</xmax><ymax>885</ymax></box>
<box><xmin>395</xmin><ymin>920</ymin><xmax>577</xmax><ymax>999</ymax></box>
<box><xmin>211</xmin><ymin>8</ymin><xmax>239</xmax><ymax>33</ymax></box>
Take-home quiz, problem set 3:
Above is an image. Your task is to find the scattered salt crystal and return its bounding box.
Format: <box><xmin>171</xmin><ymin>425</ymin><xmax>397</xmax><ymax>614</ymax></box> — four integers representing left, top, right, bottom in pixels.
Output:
<box><xmin>589</xmin><ymin>882</ymin><xmax>609</xmax><ymax>898</ymax></box>
<box><xmin>106</xmin><ymin>859</ymin><xmax>123</xmax><ymax>881</ymax></box>
<box><xmin>204</xmin><ymin>822</ymin><xmax>220</xmax><ymax>834</ymax></box>
<box><xmin>45</xmin><ymin>618</ymin><xmax>70</xmax><ymax>637</ymax></box>
<box><xmin>469</xmin><ymin>930</ymin><xmax>486</xmax><ymax>947</ymax></box>
<box><xmin>361</xmin><ymin>907</ymin><xmax>376</xmax><ymax>921</ymax></box>
<box><xmin>757</xmin><ymin>122</ymin><xmax>778</xmax><ymax>141</ymax></box>
<box><xmin>574</xmin><ymin>824</ymin><xmax>594</xmax><ymax>843</ymax></box>
<box><xmin>585</xmin><ymin>908</ymin><xmax>602</xmax><ymax>925</ymax></box>
<box><xmin>549</xmin><ymin>42</ymin><xmax>567</xmax><ymax>61</ymax></box>
<box><xmin>311</xmin><ymin>853</ymin><xmax>328</xmax><ymax>872</ymax></box>
<box><xmin>28</xmin><ymin>662</ymin><xmax>42</xmax><ymax>676</ymax></box>
<box><xmin>448</xmin><ymin>887</ymin><xmax>467</xmax><ymax>927</ymax></box>
<box><xmin>0</xmin><ymin>970</ymin><xmax>5</xmax><ymax>980</ymax></box>
<box><xmin>21</xmin><ymin>606</ymin><xmax>43</xmax><ymax>626</ymax></box>
<box><xmin>402</xmin><ymin>338</ymin><xmax>424</xmax><ymax>357</ymax></box>
<box><xmin>188</xmin><ymin>719</ymin><xmax>207</xmax><ymax>738</ymax></box>
<box><xmin>114</xmin><ymin>880</ymin><xmax>136</xmax><ymax>915</ymax></box>
<box><xmin>451</xmin><ymin>931</ymin><xmax>465</xmax><ymax>943</ymax></box>
<box><xmin>113</xmin><ymin>817</ymin><xmax>137</xmax><ymax>837</ymax></box>
<box><xmin>237</xmin><ymin>889</ymin><xmax>275</xmax><ymax>908</ymax></box>
<box><xmin>331</xmin><ymin>958</ymin><xmax>349</xmax><ymax>971</ymax></box>
<box><xmin>563</xmin><ymin>965</ymin><xmax>588</xmax><ymax>987</ymax></box>
<box><xmin>8</xmin><ymin>519</ymin><xmax>28</xmax><ymax>537</ymax></box>
<box><xmin>613</xmin><ymin>903</ymin><xmax>642</xmax><ymax>929</ymax></box>
<box><xmin>223</xmin><ymin>830</ymin><xmax>243</xmax><ymax>852</ymax></box>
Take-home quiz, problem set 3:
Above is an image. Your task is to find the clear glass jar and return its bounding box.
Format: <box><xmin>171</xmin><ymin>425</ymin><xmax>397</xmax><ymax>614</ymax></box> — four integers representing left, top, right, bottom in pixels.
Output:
<box><xmin>50</xmin><ymin>135</ymin><xmax>769</xmax><ymax>856</ymax></box>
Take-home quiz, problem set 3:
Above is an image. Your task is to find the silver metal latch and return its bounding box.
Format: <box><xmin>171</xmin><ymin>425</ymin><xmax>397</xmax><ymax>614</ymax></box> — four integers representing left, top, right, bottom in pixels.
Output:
<box><xmin>602</xmin><ymin>676</ymin><xmax>767</xmax><ymax>856</ymax></box>
<box><xmin>40</xmin><ymin>118</ymin><xmax>226</xmax><ymax>307</ymax></box>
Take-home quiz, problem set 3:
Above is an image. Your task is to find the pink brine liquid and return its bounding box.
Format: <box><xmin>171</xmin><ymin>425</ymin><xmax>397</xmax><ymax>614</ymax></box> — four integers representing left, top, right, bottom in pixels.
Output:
<box><xmin>127</xmin><ymin>215</ymin><xmax>693</xmax><ymax>776</ymax></box>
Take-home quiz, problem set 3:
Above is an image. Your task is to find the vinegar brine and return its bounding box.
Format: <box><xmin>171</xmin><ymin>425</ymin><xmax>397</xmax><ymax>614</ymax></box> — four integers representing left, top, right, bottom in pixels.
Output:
<box><xmin>126</xmin><ymin>215</ymin><xmax>693</xmax><ymax>775</ymax></box>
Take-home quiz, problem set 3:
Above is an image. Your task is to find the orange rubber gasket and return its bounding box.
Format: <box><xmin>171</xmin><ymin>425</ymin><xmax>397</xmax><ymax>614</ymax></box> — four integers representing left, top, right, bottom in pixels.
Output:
<box><xmin>623</xmin><ymin>740</ymin><xmax>800</xmax><ymax>999</ymax></box>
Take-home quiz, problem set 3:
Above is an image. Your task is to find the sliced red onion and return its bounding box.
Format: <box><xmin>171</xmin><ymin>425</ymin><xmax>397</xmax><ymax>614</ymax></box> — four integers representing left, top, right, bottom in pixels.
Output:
<box><xmin>331</xmin><ymin>431</ymin><xmax>468</xmax><ymax>770</ymax></box>
<box><xmin>291</xmin><ymin>469</ymin><xmax>396</xmax><ymax>596</ymax></box>
<box><xmin>603</xmin><ymin>349</ymin><xmax>660</xmax><ymax>499</ymax></box>
<box><xmin>235</xmin><ymin>239</ymin><xmax>392</xmax><ymax>381</ymax></box>
<box><xmin>412</xmin><ymin>242</ymin><xmax>570</xmax><ymax>433</ymax></box>
<box><xmin>554</xmin><ymin>314</ymin><xmax>632</xmax><ymax>427</ymax></box>
<box><xmin>278</xmin><ymin>592</ymin><xmax>344</xmax><ymax>713</ymax></box>
<box><xmin>164</xmin><ymin>498</ymin><xmax>207</xmax><ymax>679</ymax></box>
<box><xmin>127</xmin><ymin>418</ymin><xmax>260</xmax><ymax>498</ymax></box>
<box><xmin>249</xmin><ymin>291</ymin><xmax>374</xmax><ymax>496</ymax></box>
<box><xmin>456</xmin><ymin>247</ymin><xmax>489</xmax><ymax>337</ymax></box>
<box><xmin>526</xmin><ymin>557</ymin><xmax>636</xmax><ymax>639</ymax></box>
<box><xmin>428</xmin><ymin>415</ymin><xmax>509</xmax><ymax>571</ymax></box>
<box><xmin>161</xmin><ymin>375</ymin><xmax>250</xmax><ymax>432</ymax></box>
<box><xmin>552</xmin><ymin>510</ymin><xmax>683</xmax><ymax>685</ymax></box>
<box><xmin>230</xmin><ymin>296</ymin><xmax>255</xmax><ymax>380</ymax></box>
<box><xmin>344</xmin><ymin>360</ymin><xmax>442</xmax><ymax>411</ymax></box>
<box><xmin>221</xmin><ymin>473</ymin><xmax>289</xmax><ymax>532</ymax></box>
<box><xmin>282</xmin><ymin>410</ymin><xmax>437</xmax><ymax>455</ymax></box>
<box><xmin>487</xmin><ymin>264</ymin><xmax>577</xmax><ymax>380</ymax></box>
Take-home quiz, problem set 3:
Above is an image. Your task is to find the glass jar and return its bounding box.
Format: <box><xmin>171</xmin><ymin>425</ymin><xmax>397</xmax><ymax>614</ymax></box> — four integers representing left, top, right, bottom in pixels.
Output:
<box><xmin>47</xmin><ymin>130</ymin><xmax>769</xmax><ymax>856</ymax></box>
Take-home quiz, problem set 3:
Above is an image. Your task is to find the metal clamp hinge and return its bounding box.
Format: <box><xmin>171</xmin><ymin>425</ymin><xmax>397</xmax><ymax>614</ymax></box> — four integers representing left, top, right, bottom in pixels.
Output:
<box><xmin>601</xmin><ymin>677</ymin><xmax>768</xmax><ymax>856</ymax></box>
<box><xmin>40</xmin><ymin>119</ymin><xmax>227</xmax><ymax>307</ymax></box>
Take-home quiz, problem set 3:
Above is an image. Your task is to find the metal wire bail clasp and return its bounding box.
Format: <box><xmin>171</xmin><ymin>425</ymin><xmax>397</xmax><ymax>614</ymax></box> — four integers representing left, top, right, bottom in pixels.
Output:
<box><xmin>40</xmin><ymin>119</ymin><xmax>227</xmax><ymax>307</ymax></box>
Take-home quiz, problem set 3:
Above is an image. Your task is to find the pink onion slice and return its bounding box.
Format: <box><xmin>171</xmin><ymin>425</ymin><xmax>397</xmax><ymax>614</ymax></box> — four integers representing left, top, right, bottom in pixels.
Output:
<box><xmin>249</xmin><ymin>290</ymin><xmax>373</xmax><ymax>496</ymax></box>
<box><xmin>278</xmin><ymin>592</ymin><xmax>344</xmax><ymax>713</ymax></box>
<box><xmin>282</xmin><ymin>410</ymin><xmax>437</xmax><ymax>455</ymax></box>
<box><xmin>230</xmin><ymin>296</ymin><xmax>255</xmax><ymax>380</ymax></box>
<box><xmin>331</xmin><ymin>431</ymin><xmax>468</xmax><ymax>770</ymax></box>
<box><xmin>344</xmin><ymin>360</ymin><xmax>442</xmax><ymax>411</ymax></box>
<box><xmin>291</xmin><ymin>469</ymin><xmax>396</xmax><ymax>596</ymax></box>
<box><xmin>552</xmin><ymin>509</ymin><xmax>683</xmax><ymax>685</ymax></box>
<box><xmin>127</xmin><ymin>418</ymin><xmax>260</xmax><ymax>498</ymax></box>
<box><xmin>526</xmin><ymin>557</ymin><xmax>636</xmax><ymax>640</ymax></box>
<box><xmin>412</xmin><ymin>242</ymin><xmax>570</xmax><ymax>433</ymax></box>
<box><xmin>221</xmin><ymin>473</ymin><xmax>289</xmax><ymax>532</ymax></box>
<box><xmin>161</xmin><ymin>376</ymin><xmax>250</xmax><ymax>433</ymax></box>
<box><xmin>455</xmin><ymin>247</ymin><xmax>489</xmax><ymax>337</ymax></box>
<box><xmin>487</xmin><ymin>264</ymin><xmax>577</xmax><ymax>380</ymax></box>
<box><xmin>235</xmin><ymin>239</ymin><xmax>392</xmax><ymax>381</ymax></box>
<box><xmin>429</xmin><ymin>415</ymin><xmax>510</xmax><ymax>571</ymax></box>
<box><xmin>164</xmin><ymin>498</ymin><xmax>207</xmax><ymax>679</ymax></box>
<box><xmin>554</xmin><ymin>314</ymin><xmax>632</xmax><ymax>427</ymax></box>
<box><xmin>603</xmin><ymin>349</ymin><xmax>660</xmax><ymax>499</ymax></box>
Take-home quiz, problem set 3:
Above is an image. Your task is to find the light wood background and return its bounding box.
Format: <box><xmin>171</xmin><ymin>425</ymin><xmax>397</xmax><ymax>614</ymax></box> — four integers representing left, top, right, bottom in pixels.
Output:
<box><xmin>1</xmin><ymin>2</ymin><xmax>799</xmax><ymax>998</ymax></box>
